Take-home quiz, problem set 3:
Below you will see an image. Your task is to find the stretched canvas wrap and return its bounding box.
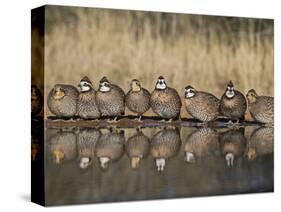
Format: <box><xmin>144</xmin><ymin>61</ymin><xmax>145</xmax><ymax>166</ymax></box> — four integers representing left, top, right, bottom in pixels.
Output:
<box><xmin>31</xmin><ymin>5</ymin><xmax>274</xmax><ymax>206</ymax></box>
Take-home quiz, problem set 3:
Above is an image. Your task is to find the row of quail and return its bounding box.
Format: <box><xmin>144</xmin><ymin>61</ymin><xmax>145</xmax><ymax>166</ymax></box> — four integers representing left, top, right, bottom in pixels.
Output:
<box><xmin>185</xmin><ymin>80</ymin><xmax>273</xmax><ymax>123</ymax></box>
<box><xmin>47</xmin><ymin>76</ymin><xmax>179</xmax><ymax>121</ymax></box>
<box><xmin>47</xmin><ymin>77</ymin><xmax>273</xmax><ymax>123</ymax></box>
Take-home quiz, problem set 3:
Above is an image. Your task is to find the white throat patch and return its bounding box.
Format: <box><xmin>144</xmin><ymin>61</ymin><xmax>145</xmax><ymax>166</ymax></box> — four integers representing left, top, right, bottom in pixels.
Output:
<box><xmin>186</xmin><ymin>91</ymin><xmax>195</xmax><ymax>98</ymax></box>
<box><xmin>80</xmin><ymin>85</ymin><xmax>90</xmax><ymax>92</ymax></box>
<box><xmin>100</xmin><ymin>85</ymin><xmax>110</xmax><ymax>92</ymax></box>
<box><xmin>79</xmin><ymin>81</ymin><xmax>91</xmax><ymax>92</ymax></box>
<box><xmin>156</xmin><ymin>83</ymin><xmax>166</xmax><ymax>90</ymax></box>
<box><xmin>226</xmin><ymin>90</ymin><xmax>235</xmax><ymax>98</ymax></box>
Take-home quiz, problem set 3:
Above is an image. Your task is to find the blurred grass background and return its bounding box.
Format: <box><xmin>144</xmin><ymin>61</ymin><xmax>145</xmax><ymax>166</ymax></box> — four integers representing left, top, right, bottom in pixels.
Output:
<box><xmin>32</xmin><ymin>5</ymin><xmax>274</xmax><ymax>116</ymax></box>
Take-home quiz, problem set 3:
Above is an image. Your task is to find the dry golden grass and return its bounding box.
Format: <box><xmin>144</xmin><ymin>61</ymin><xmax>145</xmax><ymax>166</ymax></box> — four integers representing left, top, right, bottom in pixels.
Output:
<box><xmin>39</xmin><ymin>6</ymin><xmax>274</xmax><ymax>116</ymax></box>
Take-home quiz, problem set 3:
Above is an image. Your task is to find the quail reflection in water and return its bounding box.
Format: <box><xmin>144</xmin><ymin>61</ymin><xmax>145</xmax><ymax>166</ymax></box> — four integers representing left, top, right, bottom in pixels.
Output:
<box><xmin>77</xmin><ymin>128</ymin><xmax>101</xmax><ymax>169</ymax></box>
<box><xmin>48</xmin><ymin>130</ymin><xmax>77</xmax><ymax>164</ymax></box>
<box><xmin>219</xmin><ymin>128</ymin><xmax>246</xmax><ymax>167</ymax></box>
<box><xmin>150</xmin><ymin>127</ymin><xmax>181</xmax><ymax>171</ymax></box>
<box><xmin>247</xmin><ymin>127</ymin><xmax>273</xmax><ymax>160</ymax></box>
<box><xmin>125</xmin><ymin>128</ymin><xmax>150</xmax><ymax>169</ymax></box>
<box><xmin>95</xmin><ymin>128</ymin><xmax>125</xmax><ymax>169</ymax></box>
<box><xmin>184</xmin><ymin>128</ymin><xmax>219</xmax><ymax>163</ymax></box>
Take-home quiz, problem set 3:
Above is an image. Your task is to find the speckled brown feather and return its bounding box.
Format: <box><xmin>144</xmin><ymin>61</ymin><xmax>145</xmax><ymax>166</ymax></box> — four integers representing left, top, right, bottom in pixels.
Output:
<box><xmin>47</xmin><ymin>84</ymin><xmax>79</xmax><ymax>118</ymax></box>
<box><xmin>185</xmin><ymin>92</ymin><xmax>220</xmax><ymax>122</ymax></box>
<box><xmin>77</xmin><ymin>90</ymin><xmax>100</xmax><ymax>119</ymax></box>
<box><xmin>184</xmin><ymin>128</ymin><xmax>219</xmax><ymax>157</ymax></box>
<box><xmin>248</xmin><ymin>96</ymin><xmax>274</xmax><ymax>123</ymax></box>
<box><xmin>220</xmin><ymin>90</ymin><xmax>247</xmax><ymax>120</ymax></box>
<box><xmin>151</xmin><ymin>87</ymin><xmax>182</xmax><ymax>119</ymax></box>
<box><xmin>96</xmin><ymin>84</ymin><xmax>125</xmax><ymax>116</ymax></box>
<box><xmin>125</xmin><ymin>88</ymin><xmax>151</xmax><ymax>115</ymax></box>
<box><xmin>150</xmin><ymin>128</ymin><xmax>181</xmax><ymax>159</ymax></box>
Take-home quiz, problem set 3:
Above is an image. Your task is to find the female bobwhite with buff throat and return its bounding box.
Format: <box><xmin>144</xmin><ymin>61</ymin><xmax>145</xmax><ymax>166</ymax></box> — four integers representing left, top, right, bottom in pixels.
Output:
<box><xmin>246</xmin><ymin>89</ymin><xmax>274</xmax><ymax>124</ymax></box>
<box><xmin>125</xmin><ymin>79</ymin><xmax>151</xmax><ymax>122</ymax></box>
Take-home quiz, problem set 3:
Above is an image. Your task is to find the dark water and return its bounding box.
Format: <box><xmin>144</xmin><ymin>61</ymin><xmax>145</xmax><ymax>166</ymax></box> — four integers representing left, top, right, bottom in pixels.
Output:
<box><xmin>33</xmin><ymin>125</ymin><xmax>273</xmax><ymax>206</ymax></box>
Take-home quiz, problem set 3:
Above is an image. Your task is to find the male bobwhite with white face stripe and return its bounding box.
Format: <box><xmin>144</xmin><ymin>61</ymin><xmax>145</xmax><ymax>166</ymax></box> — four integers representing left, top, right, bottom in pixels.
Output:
<box><xmin>77</xmin><ymin>76</ymin><xmax>100</xmax><ymax>119</ymax></box>
<box><xmin>184</xmin><ymin>85</ymin><xmax>220</xmax><ymax>122</ymax></box>
<box><xmin>220</xmin><ymin>81</ymin><xmax>247</xmax><ymax>122</ymax></box>
<box><xmin>96</xmin><ymin>76</ymin><xmax>125</xmax><ymax>122</ymax></box>
<box><xmin>150</xmin><ymin>76</ymin><xmax>182</xmax><ymax>122</ymax></box>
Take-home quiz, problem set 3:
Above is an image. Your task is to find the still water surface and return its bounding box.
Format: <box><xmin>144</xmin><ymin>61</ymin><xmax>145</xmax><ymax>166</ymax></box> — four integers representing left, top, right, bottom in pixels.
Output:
<box><xmin>36</xmin><ymin>126</ymin><xmax>273</xmax><ymax>205</ymax></box>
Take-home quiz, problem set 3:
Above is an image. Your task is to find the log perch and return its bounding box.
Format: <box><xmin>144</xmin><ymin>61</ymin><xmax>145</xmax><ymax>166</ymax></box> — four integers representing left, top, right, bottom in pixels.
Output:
<box><xmin>45</xmin><ymin>115</ymin><xmax>263</xmax><ymax>129</ymax></box>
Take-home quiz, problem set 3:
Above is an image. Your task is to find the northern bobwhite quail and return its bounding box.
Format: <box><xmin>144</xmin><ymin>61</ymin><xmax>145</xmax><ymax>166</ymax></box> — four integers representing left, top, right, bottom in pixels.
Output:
<box><xmin>77</xmin><ymin>128</ymin><xmax>101</xmax><ymax>169</ymax></box>
<box><xmin>125</xmin><ymin>79</ymin><xmax>151</xmax><ymax>121</ymax></box>
<box><xmin>184</xmin><ymin>85</ymin><xmax>220</xmax><ymax>122</ymax></box>
<box><xmin>246</xmin><ymin>89</ymin><xmax>274</xmax><ymax>124</ymax></box>
<box><xmin>47</xmin><ymin>84</ymin><xmax>79</xmax><ymax>118</ymax></box>
<box><xmin>184</xmin><ymin>128</ymin><xmax>219</xmax><ymax>163</ymax></box>
<box><xmin>96</xmin><ymin>77</ymin><xmax>125</xmax><ymax>121</ymax></box>
<box><xmin>150</xmin><ymin>76</ymin><xmax>182</xmax><ymax>121</ymax></box>
<box><xmin>220</xmin><ymin>81</ymin><xmax>247</xmax><ymax>121</ymax></box>
<box><xmin>150</xmin><ymin>128</ymin><xmax>181</xmax><ymax>171</ymax></box>
<box><xmin>77</xmin><ymin>76</ymin><xmax>100</xmax><ymax>119</ymax></box>
<box><xmin>125</xmin><ymin>129</ymin><xmax>150</xmax><ymax>169</ymax></box>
